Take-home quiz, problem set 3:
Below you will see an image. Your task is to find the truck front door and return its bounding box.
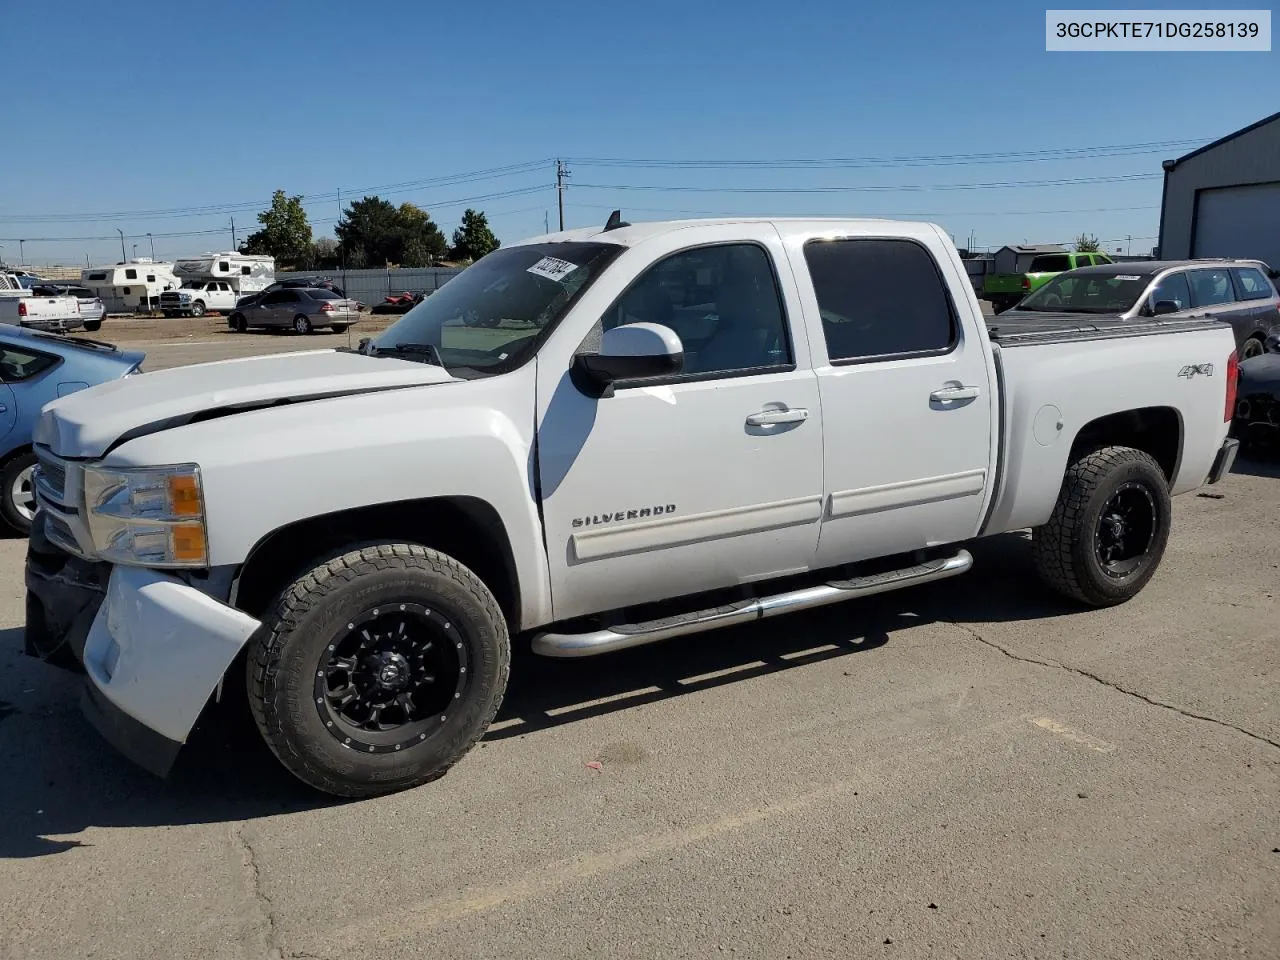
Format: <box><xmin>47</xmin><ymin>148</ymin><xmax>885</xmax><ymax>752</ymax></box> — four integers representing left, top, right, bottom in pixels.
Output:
<box><xmin>789</xmin><ymin>229</ymin><xmax>996</xmax><ymax>567</ymax></box>
<box><xmin>536</xmin><ymin>227</ymin><xmax>824</xmax><ymax>621</ymax></box>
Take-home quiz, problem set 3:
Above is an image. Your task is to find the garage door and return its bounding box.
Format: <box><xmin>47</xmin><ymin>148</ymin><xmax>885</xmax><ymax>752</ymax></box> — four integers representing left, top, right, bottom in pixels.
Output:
<box><xmin>1193</xmin><ymin>182</ymin><xmax>1280</xmax><ymax>271</ymax></box>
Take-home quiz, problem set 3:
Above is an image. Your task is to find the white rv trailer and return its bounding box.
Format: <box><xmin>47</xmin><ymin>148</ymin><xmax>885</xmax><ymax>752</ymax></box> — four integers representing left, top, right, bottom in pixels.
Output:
<box><xmin>79</xmin><ymin>260</ymin><xmax>180</xmax><ymax>313</ymax></box>
<box><xmin>172</xmin><ymin>252</ymin><xmax>275</xmax><ymax>294</ymax></box>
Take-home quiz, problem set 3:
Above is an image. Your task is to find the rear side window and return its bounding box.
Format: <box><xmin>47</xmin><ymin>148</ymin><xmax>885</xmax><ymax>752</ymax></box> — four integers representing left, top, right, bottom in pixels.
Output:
<box><xmin>1188</xmin><ymin>268</ymin><xmax>1236</xmax><ymax>307</ymax></box>
<box><xmin>1231</xmin><ymin>267</ymin><xmax>1275</xmax><ymax>301</ymax></box>
<box><xmin>1029</xmin><ymin>254</ymin><xmax>1071</xmax><ymax>273</ymax></box>
<box><xmin>1073</xmin><ymin>254</ymin><xmax>1093</xmax><ymax>268</ymax></box>
<box><xmin>0</xmin><ymin>346</ymin><xmax>59</xmax><ymax>382</ymax></box>
<box><xmin>805</xmin><ymin>239</ymin><xmax>957</xmax><ymax>362</ymax></box>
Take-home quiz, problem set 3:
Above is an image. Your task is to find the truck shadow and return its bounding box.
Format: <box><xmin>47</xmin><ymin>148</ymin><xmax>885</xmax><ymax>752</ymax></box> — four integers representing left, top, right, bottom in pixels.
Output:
<box><xmin>1</xmin><ymin>532</ymin><xmax>1074</xmax><ymax>858</ymax></box>
<box><xmin>1231</xmin><ymin>451</ymin><xmax>1280</xmax><ymax>479</ymax></box>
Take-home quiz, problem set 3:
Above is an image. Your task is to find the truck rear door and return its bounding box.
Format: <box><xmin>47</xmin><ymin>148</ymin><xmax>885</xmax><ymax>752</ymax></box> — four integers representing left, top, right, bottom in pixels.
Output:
<box><xmin>786</xmin><ymin>226</ymin><xmax>997</xmax><ymax>566</ymax></box>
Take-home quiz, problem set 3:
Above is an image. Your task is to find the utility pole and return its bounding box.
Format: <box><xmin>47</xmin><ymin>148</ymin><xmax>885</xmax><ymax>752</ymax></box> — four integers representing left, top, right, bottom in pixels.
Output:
<box><xmin>544</xmin><ymin>210</ymin><xmax>549</xmax><ymax>234</ymax></box>
<box><xmin>230</xmin><ymin>216</ymin><xmax>237</xmax><ymax>250</ymax></box>
<box><xmin>337</xmin><ymin>187</ymin><xmax>346</xmax><ymax>287</ymax></box>
<box><xmin>133</xmin><ymin>244</ymin><xmax>138</xmax><ymax>260</ymax></box>
<box><xmin>18</xmin><ymin>239</ymin><xmax>25</xmax><ymax>265</ymax></box>
<box><xmin>116</xmin><ymin>228</ymin><xmax>127</xmax><ymax>262</ymax></box>
<box><xmin>147</xmin><ymin>233</ymin><xmax>155</xmax><ymax>259</ymax></box>
<box><xmin>555</xmin><ymin>159</ymin><xmax>569</xmax><ymax>231</ymax></box>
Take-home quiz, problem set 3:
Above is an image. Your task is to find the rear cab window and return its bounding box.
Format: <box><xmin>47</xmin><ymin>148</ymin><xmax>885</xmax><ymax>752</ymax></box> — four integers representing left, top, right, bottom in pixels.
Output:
<box><xmin>804</xmin><ymin>238</ymin><xmax>957</xmax><ymax>363</ymax></box>
<box><xmin>1029</xmin><ymin>254</ymin><xmax>1072</xmax><ymax>273</ymax></box>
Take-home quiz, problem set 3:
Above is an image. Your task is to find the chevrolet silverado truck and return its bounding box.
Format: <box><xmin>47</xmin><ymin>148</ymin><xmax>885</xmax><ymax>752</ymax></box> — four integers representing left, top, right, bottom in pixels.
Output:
<box><xmin>24</xmin><ymin>215</ymin><xmax>1240</xmax><ymax>798</ymax></box>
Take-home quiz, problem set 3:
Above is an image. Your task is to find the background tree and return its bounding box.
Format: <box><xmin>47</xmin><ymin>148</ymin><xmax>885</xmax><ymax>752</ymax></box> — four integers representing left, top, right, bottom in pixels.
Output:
<box><xmin>451</xmin><ymin>209</ymin><xmax>500</xmax><ymax>262</ymax></box>
<box><xmin>311</xmin><ymin>237</ymin><xmax>340</xmax><ymax>269</ymax></box>
<box><xmin>239</xmin><ymin>190</ymin><xmax>313</xmax><ymax>267</ymax></box>
<box><xmin>1074</xmin><ymin>233</ymin><xmax>1101</xmax><ymax>252</ymax></box>
<box><xmin>335</xmin><ymin>196</ymin><xmax>447</xmax><ymax>267</ymax></box>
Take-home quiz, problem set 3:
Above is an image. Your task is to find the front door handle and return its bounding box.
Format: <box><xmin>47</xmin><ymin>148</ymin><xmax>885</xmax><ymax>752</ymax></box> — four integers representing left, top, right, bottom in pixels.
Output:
<box><xmin>930</xmin><ymin>385</ymin><xmax>981</xmax><ymax>402</ymax></box>
<box><xmin>746</xmin><ymin>407</ymin><xmax>809</xmax><ymax>426</ymax></box>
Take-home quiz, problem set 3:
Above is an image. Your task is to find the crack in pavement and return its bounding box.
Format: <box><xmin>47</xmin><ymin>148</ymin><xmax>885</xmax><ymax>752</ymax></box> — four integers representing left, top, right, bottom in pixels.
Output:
<box><xmin>950</xmin><ymin>622</ymin><xmax>1280</xmax><ymax>752</ymax></box>
<box><xmin>232</xmin><ymin>825</ymin><xmax>284</xmax><ymax>960</ymax></box>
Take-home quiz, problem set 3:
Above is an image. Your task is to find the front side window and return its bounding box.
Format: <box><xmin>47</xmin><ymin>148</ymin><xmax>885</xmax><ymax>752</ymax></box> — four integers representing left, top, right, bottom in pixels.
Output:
<box><xmin>1148</xmin><ymin>272</ymin><xmax>1192</xmax><ymax>312</ymax></box>
<box><xmin>1029</xmin><ymin>254</ymin><xmax>1072</xmax><ymax>273</ymax></box>
<box><xmin>1188</xmin><ymin>269</ymin><xmax>1236</xmax><ymax>307</ymax></box>
<box><xmin>0</xmin><ymin>346</ymin><xmax>58</xmax><ymax>382</ymax></box>
<box><xmin>805</xmin><ymin>238</ymin><xmax>956</xmax><ymax>361</ymax></box>
<box><xmin>1232</xmin><ymin>267</ymin><xmax>1275</xmax><ymax>301</ymax></box>
<box><xmin>602</xmin><ymin>243</ymin><xmax>791</xmax><ymax>377</ymax></box>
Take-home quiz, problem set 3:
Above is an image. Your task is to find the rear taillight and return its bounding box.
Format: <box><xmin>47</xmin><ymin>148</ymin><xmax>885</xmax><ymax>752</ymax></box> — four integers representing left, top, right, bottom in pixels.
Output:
<box><xmin>1225</xmin><ymin>350</ymin><xmax>1239</xmax><ymax>422</ymax></box>
<box><xmin>17</xmin><ymin>301</ymin><xmax>26</xmax><ymax>317</ymax></box>
<box><xmin>1021</xmin><ymin>277</ymin><xmax>1031</xmax><ymax>290</ymax></box>
<box><xmin>318</xmin><ymin>302</ymin><xmax>334</xmax><ymax>312</ymax></box>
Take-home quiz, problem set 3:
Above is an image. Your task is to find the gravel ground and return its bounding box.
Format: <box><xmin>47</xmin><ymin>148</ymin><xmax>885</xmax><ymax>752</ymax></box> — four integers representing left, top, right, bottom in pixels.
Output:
<box><xmin>1</xmin><ymin>332</ymin><xmax>1276</xmax><ymax>960</ymax></box>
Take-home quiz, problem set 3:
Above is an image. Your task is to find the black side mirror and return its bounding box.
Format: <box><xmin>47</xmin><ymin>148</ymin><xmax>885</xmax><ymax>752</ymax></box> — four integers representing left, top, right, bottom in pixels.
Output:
<box><xmin>1152</xmin><ymin>299</ymin><xmax>1181</xmax><ymax>316</ymax></box>
<box><xmin>572</xmin><ymin>322</ymin><xmax>684</xmax><ymax>397</ymax></box>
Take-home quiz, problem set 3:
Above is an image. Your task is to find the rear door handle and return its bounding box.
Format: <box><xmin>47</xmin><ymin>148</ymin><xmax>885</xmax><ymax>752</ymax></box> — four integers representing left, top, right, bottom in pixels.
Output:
<box><xmin>746</xmin><ymin>407</ymin><xmax>809</xmax><ymax>426</ymax></box>
<box><xmin>930</xmin><ymin>385</ymin><xmax>981</xmax><ymax>402</ymax></box>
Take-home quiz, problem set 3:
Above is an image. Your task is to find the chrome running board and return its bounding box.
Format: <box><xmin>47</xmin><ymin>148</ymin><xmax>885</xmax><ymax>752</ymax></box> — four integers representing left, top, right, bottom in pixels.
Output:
<box><xmin>531</xmin><ymin>549</ymin><xmax>973</xmax><ymax>658</ymax></box>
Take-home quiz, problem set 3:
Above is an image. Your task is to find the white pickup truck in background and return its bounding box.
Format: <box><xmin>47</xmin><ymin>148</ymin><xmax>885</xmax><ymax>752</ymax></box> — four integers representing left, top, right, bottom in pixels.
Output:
<box><xmin>25</xmin><ymin>215</ymin><xmax>1239</xmax><ymax>798</ymax></box>
<box><xmin>159</xmin><ymin>279</ymin><xmax>239</xmax><ymax>317</ymax></box>
<box><xmin>0</xmin><ymin>273</ymin><xmax>84</xmax><ymax>332</ymax></box>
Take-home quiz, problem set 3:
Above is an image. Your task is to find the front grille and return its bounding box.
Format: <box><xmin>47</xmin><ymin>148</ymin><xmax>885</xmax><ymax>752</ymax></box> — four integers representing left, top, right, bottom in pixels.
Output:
<box><xmin>35</xmin><ymin>448</ymin><xmax>66</xmax><ymax>502</ymax></box>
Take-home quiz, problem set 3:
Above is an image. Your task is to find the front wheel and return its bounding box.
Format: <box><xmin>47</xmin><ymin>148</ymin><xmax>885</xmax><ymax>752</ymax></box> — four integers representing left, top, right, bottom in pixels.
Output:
<box><xmin>1032</xmin><ymin>446</ymin><xmax>1171</xmax><ymax>607</ymax></box>
<box><xmin>1</xmin><ymin>450</ymin><xmax>38</xmax><ymax>534</ymax></box>
<box><xmin>246</xmin><ymin>543</ymin><xmax>510</xmax><ymax>797</ymax></box>
<box><xmin>293</xmin><ymin>314</ymin><xmax>313</xmax><ymax>334</ymax></box>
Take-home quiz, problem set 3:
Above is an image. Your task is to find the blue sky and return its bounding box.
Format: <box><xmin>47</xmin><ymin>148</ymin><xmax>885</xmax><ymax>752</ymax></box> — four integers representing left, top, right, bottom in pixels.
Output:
<box><xmin>2</xmin><ymin>0</ymin><xmax>1275</xmax><ymax>266</ymax></box>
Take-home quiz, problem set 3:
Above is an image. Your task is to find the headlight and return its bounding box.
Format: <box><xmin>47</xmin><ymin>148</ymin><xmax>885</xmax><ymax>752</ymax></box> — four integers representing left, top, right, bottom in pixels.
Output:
<box><xmin>82</xmin><ymin>463</ymin><xmax>208</xmax><ymax>568</ymax></box>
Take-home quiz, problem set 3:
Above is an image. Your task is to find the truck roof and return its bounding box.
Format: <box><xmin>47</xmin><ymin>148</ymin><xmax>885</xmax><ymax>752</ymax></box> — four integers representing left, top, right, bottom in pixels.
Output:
<box><xmin>513</xmin><ymin>216</ymin><xmax>943</xmax><ymax>248</ymax></box>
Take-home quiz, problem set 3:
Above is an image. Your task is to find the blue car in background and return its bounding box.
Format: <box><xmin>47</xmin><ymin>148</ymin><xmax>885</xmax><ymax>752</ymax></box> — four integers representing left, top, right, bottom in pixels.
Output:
<box><xmin>1</xmin><ymin>326</ymin><xmax>145</xmax><ymax>533</ymax></box>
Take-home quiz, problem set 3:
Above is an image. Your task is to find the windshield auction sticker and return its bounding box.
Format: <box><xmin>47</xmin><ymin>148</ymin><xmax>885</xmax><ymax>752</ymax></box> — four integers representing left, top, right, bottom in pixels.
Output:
<box><xmin>526</xmin><ymin>257</ymin><xmax>580</xmax><ymax>282</ymax></box>
<box><xmin>1046</xmin><ymin>9</ymin><xmax>1271</xmax><ymax>50</ymax></box>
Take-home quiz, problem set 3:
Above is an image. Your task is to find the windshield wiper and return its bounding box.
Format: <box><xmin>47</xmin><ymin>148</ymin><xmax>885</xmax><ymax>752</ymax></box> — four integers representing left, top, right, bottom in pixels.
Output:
<box><xmin>375</xmin><ymin>342</ymin><xmax>446</xmax><ymax>367</ymax></box>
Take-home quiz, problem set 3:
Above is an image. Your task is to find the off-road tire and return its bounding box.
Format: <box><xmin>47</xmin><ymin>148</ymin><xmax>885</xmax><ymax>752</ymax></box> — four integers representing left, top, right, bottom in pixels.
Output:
<box><xmin>1032</xmin><ymin>446</ymin><xmax>1171</xmax><ymax>607</ymax></box>
<box><xmin>246</xmin><ymin>543</ymin><xmax>510</xmax><ymax>797</ymax></box>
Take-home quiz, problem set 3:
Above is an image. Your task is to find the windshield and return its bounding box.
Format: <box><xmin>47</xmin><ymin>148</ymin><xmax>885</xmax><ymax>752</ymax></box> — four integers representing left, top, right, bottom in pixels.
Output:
<box><xmin>180</xmin><ymin>281</ymin><xmax>207</xmax><ymax>290</ymax></box>
<box><xmin>1016</xmin><ymin>270</ymin><xmax>1152</xmax><ymax>314</ymax></box>
<box><xmin>369</xmin><ymin>241</ymin><xmax>623</xmax><ymax>374</ymax></box>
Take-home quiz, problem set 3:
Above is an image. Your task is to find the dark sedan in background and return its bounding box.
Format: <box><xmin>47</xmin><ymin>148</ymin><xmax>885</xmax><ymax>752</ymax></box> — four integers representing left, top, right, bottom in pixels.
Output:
<box><xmin>994</xmin><ymin>259</ymin><xmax>1280</xmax><ymax>360</ymax></box>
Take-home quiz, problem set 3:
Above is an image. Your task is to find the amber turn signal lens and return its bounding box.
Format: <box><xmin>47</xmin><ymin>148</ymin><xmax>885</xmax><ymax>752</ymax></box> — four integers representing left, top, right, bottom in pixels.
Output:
<box><xmin>168</xmin><ymin>474</ymin><xmax>202</xmax><ymax>516</ymax></box>
<box><xmin>171</xmin><ymin>523</ymin><xmax>207</xmax><ymax>564</ymax></box>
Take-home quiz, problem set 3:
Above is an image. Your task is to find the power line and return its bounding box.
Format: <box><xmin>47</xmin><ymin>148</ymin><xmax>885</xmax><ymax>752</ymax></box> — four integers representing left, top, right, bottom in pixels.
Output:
<box><xmin>566</xmin><ymin>201</ymin><xmax>1161</xmax><ymax>218</ymax></box>
<box><xmin>572</xmin><ymin>173</ymin><xmax>1160</xmax><ymax>195</ymax></box>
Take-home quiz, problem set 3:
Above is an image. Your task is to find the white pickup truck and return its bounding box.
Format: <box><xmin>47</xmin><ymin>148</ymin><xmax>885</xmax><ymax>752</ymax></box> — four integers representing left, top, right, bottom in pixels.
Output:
<box><xmin>0</xmin><ymin>274</ymin><xmax>84</xmax><ymax>332</ymax></box>
<box><xmin>158</xmin><ymin>279</ymin><xmax>239</xmax><ymax>317</ymax></box>
<box><xmin>24</xmin><ymin>215</ymin><xmax>1240</xmax><ymax>798</ymax></box>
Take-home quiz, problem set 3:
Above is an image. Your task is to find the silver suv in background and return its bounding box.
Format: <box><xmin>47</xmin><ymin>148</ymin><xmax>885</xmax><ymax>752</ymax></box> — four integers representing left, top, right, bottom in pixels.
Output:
<box><xmin>228</xmin><ymin>287</ymin><xmax>361</xmax><ymax>334</ymax></box>
<box><xmin>1000</xmin><ymin>259</ymin><xmax>1280</xmax><ymax>360</ymax></box>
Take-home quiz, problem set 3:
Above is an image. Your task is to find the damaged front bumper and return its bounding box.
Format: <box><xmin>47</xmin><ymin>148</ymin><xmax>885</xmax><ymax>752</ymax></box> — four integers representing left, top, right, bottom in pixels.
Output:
<box><xmin>25</xmin><ymin>517</ymin><xmax>261</xmax><ymax>776</ymax></box>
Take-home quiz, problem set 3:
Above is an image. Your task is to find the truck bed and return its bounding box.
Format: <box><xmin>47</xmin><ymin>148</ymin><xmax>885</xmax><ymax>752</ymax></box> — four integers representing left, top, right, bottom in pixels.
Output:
<box><xmin>986</xmin><ymin>311</ymin><xmax>1226</xmax><ymax>346</ymax></box>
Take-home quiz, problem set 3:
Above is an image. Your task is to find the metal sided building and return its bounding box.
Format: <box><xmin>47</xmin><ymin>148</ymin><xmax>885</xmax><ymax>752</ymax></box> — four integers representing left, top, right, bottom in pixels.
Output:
<box><xmin>1157</xmin><ymin>111</ymin><xmax>1280</xmax><ymax>271</ymax></box>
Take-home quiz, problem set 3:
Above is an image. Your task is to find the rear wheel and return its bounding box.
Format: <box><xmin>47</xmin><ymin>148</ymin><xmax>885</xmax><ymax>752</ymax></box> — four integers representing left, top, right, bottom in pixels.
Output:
<box><xmin>82</xmin><ymin>319</ymin><xmax>102</xmax><ymax>332</ymax></box>
<box><xmin>1033</xmin><ymin>446</ymin><xmax>1171</xmax><ymax>607</ymax></box>
<box><xmin>1</xmin><ymin>450</ymin><xmax>38</xmax><ymax>534</ymax></box>
<box><xmin>293</xmin><ymin>314</ymin><xmax>313</xmax><ymax>335</ymax></box>
<box><xmin>330</xmin><ymin>324</ymin><xmax>349</xmax><ymax>334</ymax></box>
<box><xmin>246</xmin><ymin>543</ymin><xmax>510</xmax><ymax>797</ymax></box>
<box><xmin>229</xmin><ymin>313</ymin><xmax>247</xmax><ymax>333</ymax></box>
<box><xmin>1240</xmin><ymin>336</ymin><xmax>1265</xmax><ymax>361</ymax></box>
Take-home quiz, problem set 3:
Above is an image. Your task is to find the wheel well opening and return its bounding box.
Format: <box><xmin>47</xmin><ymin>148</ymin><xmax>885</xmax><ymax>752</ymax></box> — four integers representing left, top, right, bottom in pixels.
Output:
<box><xmin>234</xmin><ymin>497</ymin><xmax>520</xmax><ymax>626</ymax></box>
<box><xmin>1069</xmin><ymin>407</ymin><xmax>1182</xmax><ymax>481</ymax></box>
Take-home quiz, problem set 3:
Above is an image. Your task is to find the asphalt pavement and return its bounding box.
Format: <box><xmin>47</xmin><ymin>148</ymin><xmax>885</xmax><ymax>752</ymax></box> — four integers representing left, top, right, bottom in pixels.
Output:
<box><xmin>1</xmin><ymin>333</ymin><xmax>1277</xmax><ymax>960</ymax></box>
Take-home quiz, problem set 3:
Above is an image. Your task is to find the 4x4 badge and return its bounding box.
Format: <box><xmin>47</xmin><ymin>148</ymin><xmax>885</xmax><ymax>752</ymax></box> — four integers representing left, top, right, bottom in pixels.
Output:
<box><xmin>1177</xmin><ymin>363</ymin><xmax>1214</xmax><ymax>379</ymax></box>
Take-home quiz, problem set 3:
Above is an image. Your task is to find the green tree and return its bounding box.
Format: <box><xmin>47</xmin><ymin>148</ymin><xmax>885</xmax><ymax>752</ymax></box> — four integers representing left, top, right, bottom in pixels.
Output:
<box><xmin>1074</xmin><ymin>234</ymin><xmax>1101</xmax><ymax>252</ymax></box>
<box><xmin>240</xmin><ymin>190</ymin><xmax>313</xmax><ymax>267</ymax></box>
<box><xmin>451</xmin><ymin>208</ymin><xmax>500</xmax><ymax>262</ymax></box>
<box><xmin>311</xmin><ymin>237</ymin><xmax>339</xmax><ymax>269</ymax></box>
<box><xmin>335</xmin><ymin>196</ymin><xmax>447</xmax><ymax>267</ymax></box>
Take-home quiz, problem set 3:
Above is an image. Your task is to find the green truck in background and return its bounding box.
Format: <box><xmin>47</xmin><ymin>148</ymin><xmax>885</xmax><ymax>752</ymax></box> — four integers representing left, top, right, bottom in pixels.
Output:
<box><xmin>983</xmin><ymin>246</ymin><xmax>1114</xmax><ymax>313</ymax></box>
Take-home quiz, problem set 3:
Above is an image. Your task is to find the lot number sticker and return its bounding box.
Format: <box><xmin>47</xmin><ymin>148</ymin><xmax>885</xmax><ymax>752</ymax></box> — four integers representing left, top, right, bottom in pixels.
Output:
<box><xmin>527</xmin><ymin>257</ymin><xmax>579</xmax><ymax>282</ymax></box>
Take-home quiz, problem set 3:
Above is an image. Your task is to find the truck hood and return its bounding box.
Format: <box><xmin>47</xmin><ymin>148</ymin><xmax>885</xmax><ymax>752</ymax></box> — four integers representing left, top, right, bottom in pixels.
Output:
<box><xmin>36</xmin><ymin>348</ymin><xmax>458</xmax><ymax>458</ymax></box>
